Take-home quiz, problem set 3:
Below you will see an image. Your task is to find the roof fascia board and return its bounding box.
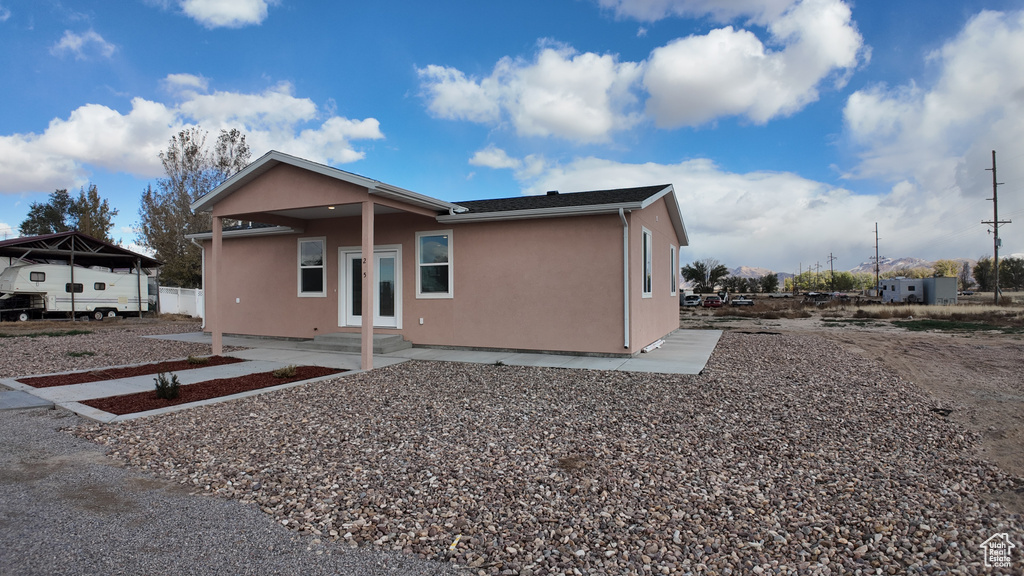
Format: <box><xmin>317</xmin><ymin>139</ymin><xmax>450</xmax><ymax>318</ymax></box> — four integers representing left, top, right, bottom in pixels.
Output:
<box><xmin>191</xmin><ymin>150</ymin><xmax>461</xmax><ymax>215</ymax></box>
<box><xmin>185</xmin><ymin>225</ymin><xmax>302</xmax><ymax>241</ymax></box>
<box><xmin>436</xmin><ymin>202</ymin><xmax>646</xmax><ymax>224</ymax></box>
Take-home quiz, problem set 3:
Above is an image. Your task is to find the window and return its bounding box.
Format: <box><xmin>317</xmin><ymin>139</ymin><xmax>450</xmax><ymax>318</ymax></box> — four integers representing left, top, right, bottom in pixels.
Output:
<box><xmin>642</xmin><ymin>228</ymin><xmax>653</xmax><ymax>298</ymax></box>
<box><xmin>94</xmin><ymin>282</ymin><xmax>106</xmax><ymax>291</ymax></box>
<box><xmin>669</xmin><ymin>245</ymin><xmax>677</xmax><ymax>296</ymax></box>
<box><xmin>29</xmin><ymin>271</ymin><xmax>45</xmax><ymax>282</ymax></box>
<box><xmin>907</xmin><ymin>285</ymin><xmax>916</xmax><ymax>292</ymax></box>
<box><xmin>416</xmin><ymin>230</ymin><xmax>453</xmax><ymax>298</ymax></box>
<box><xmin>65</xmin><ymin>283</ymin><xmax>84</xmax><ymax>293</ymax></box>
<box><xmin>298</xmin><ymin>238</ymin><xmax>326</xmax><ymax>297</ymax></box>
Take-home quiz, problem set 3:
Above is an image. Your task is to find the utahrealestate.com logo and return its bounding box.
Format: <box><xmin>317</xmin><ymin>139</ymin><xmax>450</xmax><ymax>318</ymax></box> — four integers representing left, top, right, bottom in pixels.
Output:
<box><xmin>980</xmin><ymin>533</ymin><xmax>1015</xmax><ymax>568</ymax></box>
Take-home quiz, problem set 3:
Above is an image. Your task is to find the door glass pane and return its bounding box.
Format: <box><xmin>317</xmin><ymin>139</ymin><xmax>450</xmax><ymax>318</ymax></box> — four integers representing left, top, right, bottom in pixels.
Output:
<box><xmin>378</xmin><ymin>257</ymin><xmax>395</xmax><ymax>317</ymax></box>
<box><xmin>350</xmin><ymin>257</ymin><xmax>361</xmax><ymax>317</ymax></box>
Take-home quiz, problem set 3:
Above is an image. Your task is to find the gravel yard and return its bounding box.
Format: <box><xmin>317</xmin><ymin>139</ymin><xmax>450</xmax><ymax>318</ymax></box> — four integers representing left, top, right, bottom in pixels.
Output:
<box><xmin>0</xmin><ymin>320</ymin><xmax>220</xmax><ymax>379</ymax></box>
<box><xmin>72</xmin><ymin>331</ymin><xmax>1022</xmax><ymax>575</ymax></box>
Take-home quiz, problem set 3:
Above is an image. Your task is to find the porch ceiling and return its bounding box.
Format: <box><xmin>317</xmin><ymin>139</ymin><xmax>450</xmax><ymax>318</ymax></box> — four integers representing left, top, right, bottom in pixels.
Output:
<box><xmin>266</xmin><ymin>203</ymin><xmax>404</xmax><ymax>221</ymax></box>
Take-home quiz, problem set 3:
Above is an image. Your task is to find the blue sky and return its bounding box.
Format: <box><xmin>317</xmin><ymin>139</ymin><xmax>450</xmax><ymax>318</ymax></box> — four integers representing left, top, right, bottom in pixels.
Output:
<box><xmin>2</xmin><ymin>0</ymin><xmax>1023</xmax><ymax>273</ymax></box>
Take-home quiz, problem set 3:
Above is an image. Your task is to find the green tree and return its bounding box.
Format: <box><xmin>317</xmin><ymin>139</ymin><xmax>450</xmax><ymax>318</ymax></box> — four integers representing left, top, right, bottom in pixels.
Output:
<box><xmin>973</xmin><ymin>257</ymin><xmax>995</xmax><ymax>292</ymax></box>
<box><xmin>999</xmin><ymin>257</ymin><xmax>1024</xmax><ymax>291</ymax></box>
<box><xmin>20</xmin><ymin>185</ymin><xmax>119</xmax><ymax>242</ymax></box>
<box><xmin>758</xmin><ymin>273</ymin><xmax>779</xmax><ymax>294</ymax></box>
<box><xmin>932</xmin><ymin>259</ymin><xmax>959</xmax><ymax>278</ymax></box>
<box><xmin>139</xmin><ymin>127</ymin><xmax>250</xmax><ymax>287</ymax></box>
<box><xmin>681</xmin><ymin>258</ymin><xmax>729</xmax><ymax>294</ymax></box>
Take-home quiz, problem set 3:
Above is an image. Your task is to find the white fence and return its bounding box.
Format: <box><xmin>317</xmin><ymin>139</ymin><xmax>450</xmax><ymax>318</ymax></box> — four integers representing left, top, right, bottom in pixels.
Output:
<box><xmin>159</xmin><ymin>287</ymin><xmax>204</xmax><ymax>318</ymax></box>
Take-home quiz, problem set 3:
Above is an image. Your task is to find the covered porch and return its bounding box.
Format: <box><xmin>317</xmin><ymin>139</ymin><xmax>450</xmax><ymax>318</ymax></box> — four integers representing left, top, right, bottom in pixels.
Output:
<box><xmin>190</xmin><ymin>151</ymin><xmax>462</xmax><ymax>370</ymax></box>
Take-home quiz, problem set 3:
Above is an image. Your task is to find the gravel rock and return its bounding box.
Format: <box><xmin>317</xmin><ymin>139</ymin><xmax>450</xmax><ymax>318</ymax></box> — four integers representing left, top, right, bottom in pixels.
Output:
<box><xmin>73</xmin><ymin>332</ymin><xmax>1022</xmax><ymax>575</ymax></box>
<box><xmin>0</xmin><ymin>321</ymin><xmax>226</xmax><ymax>379</ymax></box>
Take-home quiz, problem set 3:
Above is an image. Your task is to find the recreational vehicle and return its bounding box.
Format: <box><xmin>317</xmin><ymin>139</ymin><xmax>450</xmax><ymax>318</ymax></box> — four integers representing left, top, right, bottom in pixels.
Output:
<box><xmin>0</xmin><ymin>263</ymin><xmax>150</xmax><ymax>321</ymax></box>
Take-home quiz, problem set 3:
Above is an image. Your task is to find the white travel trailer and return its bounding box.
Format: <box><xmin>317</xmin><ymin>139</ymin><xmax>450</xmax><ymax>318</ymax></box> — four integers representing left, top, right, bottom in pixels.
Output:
<box><xmin>0</xmin><ymin>263</ymin><xmax>150</xmax><ymax>321</ymax></box>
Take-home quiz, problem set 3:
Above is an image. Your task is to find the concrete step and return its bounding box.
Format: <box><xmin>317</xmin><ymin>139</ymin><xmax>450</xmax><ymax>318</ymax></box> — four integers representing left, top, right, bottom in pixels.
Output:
<box><xmin>296</xmin><ymin>332</ymin><xmax>412</xmax><ymax>354</ymax></box>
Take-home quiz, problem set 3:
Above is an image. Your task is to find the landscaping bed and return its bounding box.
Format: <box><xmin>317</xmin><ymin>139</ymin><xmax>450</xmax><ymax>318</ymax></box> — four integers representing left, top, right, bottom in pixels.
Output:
<box><xmin>18</xmin><ymin>355</ymin><xmax>246</xmax><ymax>388</ymax></box>
<box><xmin>81</xmin><ymin>366</ymin><xmax>345</xmax><ymax>415</ymax></box>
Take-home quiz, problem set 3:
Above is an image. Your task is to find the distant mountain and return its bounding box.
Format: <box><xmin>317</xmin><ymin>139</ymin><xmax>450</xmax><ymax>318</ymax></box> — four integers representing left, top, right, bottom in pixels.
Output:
<box><xmin>848</xmin><ymin>257</ymin><xmax>976</xmax><ymax>275</ymax></box>
<box><xmin>730</xmin><ymin>266</ymin><xmax>773</xmax><ymax>278</ymax></box>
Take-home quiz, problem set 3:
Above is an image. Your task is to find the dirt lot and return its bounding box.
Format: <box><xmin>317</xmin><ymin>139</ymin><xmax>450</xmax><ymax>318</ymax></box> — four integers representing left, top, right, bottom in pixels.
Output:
<box><xmin>681</xmin><ymin>298</ymin><xmax>1024</xmax><ymax>513</ymax></box>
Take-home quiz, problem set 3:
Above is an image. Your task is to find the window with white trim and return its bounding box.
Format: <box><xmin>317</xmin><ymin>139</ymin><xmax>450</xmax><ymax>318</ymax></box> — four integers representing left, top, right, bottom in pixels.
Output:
<box><xmin>416</xmin><ymin>230</ymin><xmax>453</xmax><ymax>298</ymax></box>
<box><xmin>670</xmin><ymin>245</ymin><xmax>677</xmax><ymax>296</ymax></box>
<box><xmin>298</xmin><ymin>237</ymin><xmax>326</xmax><ymax>297</ymax></box>
<box><xmin>642</xmin><ymin>227</ymin><xmax>653</xmax><ymax>298</ymax></box>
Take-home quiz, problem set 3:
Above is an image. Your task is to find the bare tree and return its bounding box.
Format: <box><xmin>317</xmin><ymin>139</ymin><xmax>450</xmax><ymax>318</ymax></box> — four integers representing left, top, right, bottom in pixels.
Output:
<box><xmin>138</xmin><ymin>128</ymin><xmax>250</xmax><ymax>287</ymax></box>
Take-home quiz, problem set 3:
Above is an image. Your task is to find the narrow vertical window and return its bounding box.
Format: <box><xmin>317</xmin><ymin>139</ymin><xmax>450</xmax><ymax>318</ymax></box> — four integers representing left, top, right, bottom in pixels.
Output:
<box><xmin>416</xmin><ymin>230</ymin><xmax>453</xmax><ymax>298</ymax></box>
<box><xmin>669</xmin><ymin>245</ymin><xmax>677</xmax><ymax>296</ymax></box>
<box><xmin>642</xmin><ymin>228</ymin><xmax>653</xmax><ymax>298</ymax></box>
<box><xmin>298</xmin><ymin>237</ymin><xmax>326</xmax><ymax>297</ymax></box>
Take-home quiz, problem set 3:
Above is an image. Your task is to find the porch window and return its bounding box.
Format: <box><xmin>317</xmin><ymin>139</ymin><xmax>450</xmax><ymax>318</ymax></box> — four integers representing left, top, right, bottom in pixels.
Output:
<box><xmin>298</xmin><ymin>237</ymin><xmax>326</xmax><ymax>297</ymax></box>
<box><xmin>416</xmin><ymin>230</ymin><xmax>453</xmax><ymax>298</ymax></box>
<box><xmin>642</xmin><ymin>228</ymin><xmax>653</xmax><ymax>298</ymax></box>
<box><xmin>669</xmin><ymin>245</ymin><xmax>677</xmax><ymax>296</ymax></box>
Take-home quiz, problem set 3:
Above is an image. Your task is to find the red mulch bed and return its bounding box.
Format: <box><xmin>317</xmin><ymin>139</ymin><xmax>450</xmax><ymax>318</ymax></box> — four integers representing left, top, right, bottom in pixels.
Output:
<box><xmin>18</xmin><ymin>356</ymin><xmax>247</xmax><ymax>388</ymax></box>
<box><xmin>81</xmin><ymin>366</ymin><xmax>345</xmax><ymax>415</ymax></box>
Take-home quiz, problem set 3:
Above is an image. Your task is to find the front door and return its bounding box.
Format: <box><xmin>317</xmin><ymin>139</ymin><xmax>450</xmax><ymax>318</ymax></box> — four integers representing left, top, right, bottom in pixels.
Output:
<box><xmin>341</xmin><ymin>249</ymin><xmax>401</xmax><ymax>328</ymax></box>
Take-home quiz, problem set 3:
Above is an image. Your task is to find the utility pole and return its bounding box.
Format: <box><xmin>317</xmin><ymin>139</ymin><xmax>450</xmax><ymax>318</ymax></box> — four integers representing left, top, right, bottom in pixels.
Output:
<box><xmin>983</xmin><ymin>150</ymin><xmax>1011</xmax><ymax>304</ymax></box>
<box><xmin>874</xmin><ymin>223</ymin><xmax>881</xmax><ymax>292</ymax></box>
<box><xmin>827</xmin><ymin>253</ymin><xmax>837</xmax><ymax>292</ymax></box>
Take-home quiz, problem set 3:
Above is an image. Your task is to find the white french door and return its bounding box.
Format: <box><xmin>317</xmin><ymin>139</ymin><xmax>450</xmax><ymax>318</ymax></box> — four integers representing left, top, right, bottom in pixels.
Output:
<box><xmin>340</xmin><ymin>248</ymin><xmax>401</xmax><ymax>328</ymax></box>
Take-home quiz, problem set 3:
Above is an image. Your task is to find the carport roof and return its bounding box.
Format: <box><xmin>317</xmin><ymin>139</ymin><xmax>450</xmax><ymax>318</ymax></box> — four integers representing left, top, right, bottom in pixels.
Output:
<box><xmin>0</xmin><ymin>231</ymin><xmax>162</xmax><ymax>269</ymax></box>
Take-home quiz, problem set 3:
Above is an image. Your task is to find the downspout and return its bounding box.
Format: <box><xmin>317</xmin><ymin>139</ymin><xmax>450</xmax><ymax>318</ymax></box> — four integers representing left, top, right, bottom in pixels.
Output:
<box><xmin>190</xmin><ymin>237</ymin><xmax>206</xmax><ymax>329</ymax></box>
<box><xmin>619</xmin><ymin>208</ymin><xmax>629</xmax><ymax>349</ymax></box>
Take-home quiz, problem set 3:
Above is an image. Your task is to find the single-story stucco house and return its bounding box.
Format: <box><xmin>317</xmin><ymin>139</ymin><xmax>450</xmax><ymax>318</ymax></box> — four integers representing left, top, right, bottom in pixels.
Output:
<box><xmin>188</xmin><ymin>150</ymin><xmax>688</xmax><ymax>369</ymax></box>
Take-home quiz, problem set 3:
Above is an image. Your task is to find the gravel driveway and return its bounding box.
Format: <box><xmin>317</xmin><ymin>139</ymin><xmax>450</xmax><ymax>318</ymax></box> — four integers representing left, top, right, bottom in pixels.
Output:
<box><xmin>54</xmin><ymin>329</ymin><xmax>1023</xmax><ymax>575</ymax></box>
<box><xmin>0</xmin><ymin>322</ymin><xmax>459</xmax><ymax>576</ymax></box>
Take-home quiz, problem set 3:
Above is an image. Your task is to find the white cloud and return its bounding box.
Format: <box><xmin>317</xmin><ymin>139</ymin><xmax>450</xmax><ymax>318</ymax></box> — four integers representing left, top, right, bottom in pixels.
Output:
<box><xmin>469</xmin><ymin>146</ymin><xmax>522</xmax><ymax>169</ymax></box>
<box><xmin>843</xmin><ymin>10</ymin><xmax>1024</xmax><ymax>213</ymax></box>
<box><xmin>421</xmin><ymin>1</ymin><xmax>862</xmax><ymax>138</ymax></box>
<box><xmin>0</xmin><ymin>222</ymin><xmax>15</xmax><ymax>239</ymax></box>
<box><xmin>419</xmin><ymin>44</ymin><xmax>644</xmax><ymax>143</ymax></box>
<box><xmin>0</xmin><ymin>76</ymin><xmax>384</xmax><ymax>194</ymax></box>
<box><xmin>179</xmin><ymin>0</ymin><xmax>275</xmax><ymax>28</ymax></box>
<box><xmin>475</xmin><ymin>152</ymin><xmax>1004</xmax><ymax>270</ymax></box>
<box><xmin>644</xmin><ymin>0</ymin><xmax>863</xmax><ymax>127</ymax></box>
<box><xmin>0</xmin><ymin>5</ymin><xmax>11</xmax><ymax>22</ymax></box>
<box><xmin>50</xmin><ymin>29</ymin><xmax>116</xmax><ymax>60</ymax></box>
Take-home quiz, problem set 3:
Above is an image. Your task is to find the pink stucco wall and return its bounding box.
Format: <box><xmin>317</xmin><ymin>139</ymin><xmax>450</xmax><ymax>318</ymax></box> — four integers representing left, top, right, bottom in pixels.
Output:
<box><xmin>201</xmin><ymin>166</ymin><xmax>683</xmax><ymax>355</ymax></box>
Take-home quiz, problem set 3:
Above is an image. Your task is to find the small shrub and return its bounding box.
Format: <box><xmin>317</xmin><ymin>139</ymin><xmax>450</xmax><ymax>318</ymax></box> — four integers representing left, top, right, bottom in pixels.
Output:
<box><xmin>154</xmin><ymin>372</ymin><xmax>180</xmax><ymax>400</ymax></box>
<box><xmin>272</xmin><ymin>365</ymin><xmax>297</xmax><ymax>378</ymax></box>
<box><xmin>494</xmin><ymin>360</ymin><xmax>506</xmax><ymax>366</ymax></box>
<box><xmin>186</xmin><ymin>355</ymin><xmax>209</xmax><ymax>365</ymax></box>
<box><xmin>67</xmin><ymin>351</ymin><xmax>96</xmax><ymax>358</ymax></box>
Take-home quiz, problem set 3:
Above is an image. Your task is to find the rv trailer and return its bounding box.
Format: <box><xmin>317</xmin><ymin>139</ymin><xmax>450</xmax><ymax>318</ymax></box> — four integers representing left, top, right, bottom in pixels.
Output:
<box><xmin>0</xmin><ymin>263</ymin><xmax>150</xmax><ymax>321</ymax></box>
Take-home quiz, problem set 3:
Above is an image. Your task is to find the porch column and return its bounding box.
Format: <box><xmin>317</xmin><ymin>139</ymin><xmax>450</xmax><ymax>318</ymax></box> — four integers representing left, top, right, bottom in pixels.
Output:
<box><xmin>360</xmin><ymin>200</ymin><xmax>374</xmax><ymax>370</ymax></box>
<box><xmin>211</xmin><ymin>216</ymin><xmax>223</xmax><ymax>355</ymax></box>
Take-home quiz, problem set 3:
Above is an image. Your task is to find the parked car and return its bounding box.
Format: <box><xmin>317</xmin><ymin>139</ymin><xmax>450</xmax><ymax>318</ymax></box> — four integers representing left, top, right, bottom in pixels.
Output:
<box><xmin>730</xmin><ymin>295</ymin><xmax>754</xmax><ymax>306</ymax></box>
<box><xmin>702</xmin><ymin>295</ymin><xmax>722</xmax><ymax>308</ymax></box>
<box><xmin>682</xmin><ymin>294</ymin><xmax>702</xmax><ymax>307</ymax></box>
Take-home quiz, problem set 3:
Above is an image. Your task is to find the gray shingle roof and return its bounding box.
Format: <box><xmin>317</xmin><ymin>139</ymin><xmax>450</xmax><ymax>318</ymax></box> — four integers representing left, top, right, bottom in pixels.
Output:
<box><xmin>455</xmin><ymin>185</ymin><xmax>671</xmax><ymax>213</ymax></box>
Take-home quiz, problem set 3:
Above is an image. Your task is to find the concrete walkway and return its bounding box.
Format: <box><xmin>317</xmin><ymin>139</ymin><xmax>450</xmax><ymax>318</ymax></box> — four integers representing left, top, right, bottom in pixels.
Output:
<box><xmin>0</xmin><ymin>330</ymin><xmax>720</xmax><ymax>422</ymax></box>
<box><xmin>152</xmin><ymin>329</ymin><xmax>722</xmax><ymax>374</ymax></box>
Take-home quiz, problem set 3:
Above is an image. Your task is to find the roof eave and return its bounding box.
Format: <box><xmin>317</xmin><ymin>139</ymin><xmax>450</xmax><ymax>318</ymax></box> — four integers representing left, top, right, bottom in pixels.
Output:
<box><xmin>185</xmin><ymin>225</ymin><xmax>303</xmax><ymax>241</ymax></box>
<box><xmin>190</xmin><ymin>150</ymin><xmax>461</xmax><ymax>215</ymax></box>
<box><xmin>436</xmin><ymin>202</ymin><xmax>647</xmax><ymax>223</ymax></box>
